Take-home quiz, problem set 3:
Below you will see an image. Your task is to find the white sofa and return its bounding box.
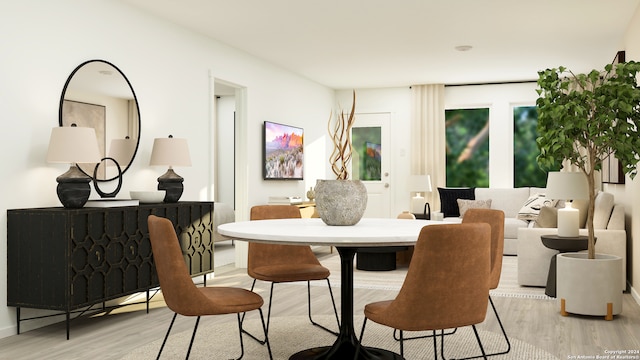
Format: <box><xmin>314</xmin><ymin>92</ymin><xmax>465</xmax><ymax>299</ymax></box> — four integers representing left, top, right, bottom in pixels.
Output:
<box><xmin>442</xmin><ymin>187</ymin><xmax>545</xmax><ymax>255</ymax></box>
<box><xmin>517</xmin><ymin>191</ymin><xmax>626</xmax><ymax>289</ymax></box>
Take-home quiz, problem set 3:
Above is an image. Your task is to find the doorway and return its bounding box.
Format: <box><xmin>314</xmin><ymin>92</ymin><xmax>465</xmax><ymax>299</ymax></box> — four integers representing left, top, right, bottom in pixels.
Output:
<box><xmin>351</xmin><ymin>112</ymin><xmax>392</xmax><ymax>218</ymax></box>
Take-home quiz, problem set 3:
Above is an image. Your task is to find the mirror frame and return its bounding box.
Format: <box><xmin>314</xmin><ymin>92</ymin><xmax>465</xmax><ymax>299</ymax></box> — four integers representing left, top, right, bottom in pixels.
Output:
<box><xmin>58</xmin><ymin>59</ymin><xmax>141</xmax><ymax>181</ymax></box>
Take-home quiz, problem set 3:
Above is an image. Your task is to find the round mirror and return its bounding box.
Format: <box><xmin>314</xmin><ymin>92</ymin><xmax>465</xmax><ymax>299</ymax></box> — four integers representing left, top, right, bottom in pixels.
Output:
<box><xmin>59</xmin><ymin>59</ymin><xmax>140</xmax><ymax>181</ymax></box>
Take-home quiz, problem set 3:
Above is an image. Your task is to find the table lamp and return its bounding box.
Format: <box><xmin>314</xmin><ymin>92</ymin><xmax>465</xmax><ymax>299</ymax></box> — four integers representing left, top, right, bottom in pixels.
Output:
<box><xmin>46</xmin><ymin>125</ymin><xmax>101</xmax><ymax>208</ymax></box>
<box><xmin>408</xmin><ymin>175</ymin><xmax>432</xmax><ymax>219</ymax></box>
<box><xmin>150</xmin><ymin>135</ymin><xmax>191</xmax><ymax>203</ymax></box>
<box><xmin>545</xmin><ymin>171</ymin><xmax>589</xmax><ymax>237</ymax></box>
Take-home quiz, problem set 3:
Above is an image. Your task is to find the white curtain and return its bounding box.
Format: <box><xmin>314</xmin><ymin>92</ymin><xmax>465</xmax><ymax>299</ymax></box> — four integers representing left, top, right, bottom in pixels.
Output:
<box><xmin>411</xmin><ymin>84</ymin><xmax>446</xmax><ymax>211</ymax></box>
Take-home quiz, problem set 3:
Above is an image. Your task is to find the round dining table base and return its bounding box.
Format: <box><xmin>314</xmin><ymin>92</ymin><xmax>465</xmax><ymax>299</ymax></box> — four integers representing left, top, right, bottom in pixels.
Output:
<box><xmin>290</xmin><ymin>345</ymin><xmax>404</xmax><ymax>360</ymax></box>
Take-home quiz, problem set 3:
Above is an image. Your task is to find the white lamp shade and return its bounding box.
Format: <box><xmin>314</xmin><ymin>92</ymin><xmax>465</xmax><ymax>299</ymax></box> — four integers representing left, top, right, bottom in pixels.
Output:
<box><xmin>46</xmin><ymin>126</ymin><xmax>101</xmax><ymax>164</ymax></box>
<box><xmin>408</xmin><ymin>175</ymin><xmax>433</xmax><ymax>193</ymax></box>
<box><xmin>149</xmin><ymin>137</ymin><xmax>192</xmax><ymax>167</ymax></box>
<box><xmin>545</xmin><ymin>171</ymin><xmax>589</xmax><ymax>201</ymax></box>
<box><xmin>108</xmin><ymin>137</ymin><xmax>137</xmax><ymax>167</ymax></box>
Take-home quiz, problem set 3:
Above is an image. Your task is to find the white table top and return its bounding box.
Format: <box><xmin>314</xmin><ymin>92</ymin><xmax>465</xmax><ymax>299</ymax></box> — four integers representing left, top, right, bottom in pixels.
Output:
<box><xmin>217</xmin><ymin>217</ymin><xmax>445</xmax><ymax>247</ymax></box>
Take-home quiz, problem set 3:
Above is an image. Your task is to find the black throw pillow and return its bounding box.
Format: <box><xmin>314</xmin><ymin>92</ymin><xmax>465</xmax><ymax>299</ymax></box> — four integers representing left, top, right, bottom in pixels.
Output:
<box><xmin>438</xmin><ymin>187</ymin><xmax>476</xmax><ymax>217</ymax></box>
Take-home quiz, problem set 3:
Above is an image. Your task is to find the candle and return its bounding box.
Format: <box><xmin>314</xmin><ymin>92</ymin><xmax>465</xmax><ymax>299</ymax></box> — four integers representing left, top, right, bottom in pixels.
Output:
<box><xmin>557</xmin><ymin>203</ymin><xmax>579</xmax><ymax>237</ymax></box>
<box><xmin>411</xmin><ymin>193</ymin><xmax>424</xmax><ymax>214</ymax></box>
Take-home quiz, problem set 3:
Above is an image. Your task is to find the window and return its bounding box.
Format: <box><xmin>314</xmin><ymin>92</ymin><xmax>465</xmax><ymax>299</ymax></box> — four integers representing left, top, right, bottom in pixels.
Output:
<box><xmin>445</xmin><ymin>108</ymin><xmax>489</xmax><ymax>187</ymax></box>
<box><xmin>513</xmin><ymin>106</ymin><xmax>558</xmax><ymax>187</ymax></box>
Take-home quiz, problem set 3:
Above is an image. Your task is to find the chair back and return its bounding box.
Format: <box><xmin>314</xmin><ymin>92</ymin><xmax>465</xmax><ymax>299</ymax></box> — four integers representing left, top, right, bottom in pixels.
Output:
<box><xmin>462</xmin><ymin>208</ymin><xmax>505</xmax><ymax>289</ymax></box>
<box><xmin>148</xmin><ymin>215</ymin><xmax>209</xmax><ymax>316</ymax></box>
<box><xmin>382</xmin><ymin>223</ymin><xmax>491</xmax><ymax>331</ymax></box>
<box><xmin>248</xmin><ymin>205</ymin><xmax>320</xmax><ymax>275</ymax></box>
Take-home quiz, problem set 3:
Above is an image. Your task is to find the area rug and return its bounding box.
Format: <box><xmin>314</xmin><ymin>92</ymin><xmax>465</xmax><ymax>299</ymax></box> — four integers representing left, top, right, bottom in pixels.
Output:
<box><xmin>317</xmin><ymin>253</ymin><xmax>553</xmax><ymax>300</ymax></box>
<box><xmin>120</xmin><ymin>315</ymin><xmax>559</xmax><ymax>360</ymax></box>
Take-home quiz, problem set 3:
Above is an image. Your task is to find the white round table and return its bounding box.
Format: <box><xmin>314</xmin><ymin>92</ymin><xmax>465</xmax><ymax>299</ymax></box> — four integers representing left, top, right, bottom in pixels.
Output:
<box><xmin>218</xmin><ymin>218</ymin><xmax>440</xmax><ymax>359</ymax></box>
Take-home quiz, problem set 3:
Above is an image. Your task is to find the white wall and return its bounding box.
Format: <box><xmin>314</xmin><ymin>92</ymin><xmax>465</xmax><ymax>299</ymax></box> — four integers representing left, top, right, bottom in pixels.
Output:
<box><xmin>622</xmin><ymin>4</ymin><xmax>640</xmax><ymax>300</ymax></box>
<box><xmin>0</xmin><ymin>0</ymin><xmax>333</xmax><ymax>338</ymax></box>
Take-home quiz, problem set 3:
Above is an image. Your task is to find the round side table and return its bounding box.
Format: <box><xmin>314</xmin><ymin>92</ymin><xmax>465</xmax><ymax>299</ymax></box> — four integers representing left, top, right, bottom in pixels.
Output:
<box><xmin>540</xmin><ymin>234</ymin><xmax>593</xmax><ymax>297</ymax></box>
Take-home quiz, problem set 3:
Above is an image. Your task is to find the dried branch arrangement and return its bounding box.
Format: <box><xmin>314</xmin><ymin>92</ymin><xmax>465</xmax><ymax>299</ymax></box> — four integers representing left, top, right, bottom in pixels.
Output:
<box><xmin>328</xmin><ymin>90</ymin><xmax>356</xmax><ymax>179</ymax></box>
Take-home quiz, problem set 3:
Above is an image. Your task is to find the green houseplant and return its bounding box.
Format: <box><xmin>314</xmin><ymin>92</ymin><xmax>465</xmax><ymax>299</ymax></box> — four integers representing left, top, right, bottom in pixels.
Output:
<box><xmin>536</xmin><ymin>61</ymin><xmax>640</xmax><ymax>259</ymax></box>
<box><xmin>537</xmin><ymin>60</ymin><xmax>640</xmax><ymax>318</ymax></box>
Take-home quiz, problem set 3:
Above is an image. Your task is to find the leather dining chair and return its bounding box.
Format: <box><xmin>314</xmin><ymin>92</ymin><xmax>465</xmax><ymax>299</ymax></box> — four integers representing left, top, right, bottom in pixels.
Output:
<box><xmin>357</xmin><ymin>223</ymin><xmax>492</xmax><ymax>359</ymax></box>
<box><xmin>148</xmin><ymin>215</ymin><xmax>272</xmax><ymax>360</ymax></box>
<box><xmin>461</xmin><ymin>208</ymin><xmax>510</xmax><ymax>358</ymax></box>
<box><xmin>244</xmin><ymin>205</ymin><xmax>339</xmax><ymax>341</ymax></box>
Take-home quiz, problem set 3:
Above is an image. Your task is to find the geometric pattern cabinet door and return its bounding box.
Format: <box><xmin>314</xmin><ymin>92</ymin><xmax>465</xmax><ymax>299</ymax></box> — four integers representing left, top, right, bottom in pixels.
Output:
<box><xmin>7</xmin><ymin>201</ymin><xmax>214</xmax><ymax>339</ymax></box>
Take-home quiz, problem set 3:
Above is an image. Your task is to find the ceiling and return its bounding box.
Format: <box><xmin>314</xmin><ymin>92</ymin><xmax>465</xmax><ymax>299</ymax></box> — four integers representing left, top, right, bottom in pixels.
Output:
<box><xmin>119</xmin><ymin>0</ymin><xmax>640</xmax><ymax>89</ymax></box>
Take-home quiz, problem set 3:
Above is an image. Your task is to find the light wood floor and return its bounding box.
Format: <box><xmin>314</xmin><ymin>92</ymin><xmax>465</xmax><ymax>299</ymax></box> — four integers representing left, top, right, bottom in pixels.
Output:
<box><xmin>1</xmin><ymin>244</ymin><xmax>639</xmax><ymax>359</ymax></box>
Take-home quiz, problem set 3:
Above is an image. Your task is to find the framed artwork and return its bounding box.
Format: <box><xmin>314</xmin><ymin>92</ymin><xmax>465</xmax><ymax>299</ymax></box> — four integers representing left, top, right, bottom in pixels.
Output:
<box><xmin>61</xmin><ymin>100</ymin><xmax>106</xmax><ymax>178</ymax></box>
<box><xmin>263</xmin><ymin>121</ymin><xmax>304</xmax><ymax>180</ymax></box>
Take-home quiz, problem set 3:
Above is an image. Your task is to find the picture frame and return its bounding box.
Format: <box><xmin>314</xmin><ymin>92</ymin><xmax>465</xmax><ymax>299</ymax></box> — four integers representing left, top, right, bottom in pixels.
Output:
<box><xmin>263</xmin><ymin>121</ymin><xmax>304</xmax><ymax>180</ymax></box>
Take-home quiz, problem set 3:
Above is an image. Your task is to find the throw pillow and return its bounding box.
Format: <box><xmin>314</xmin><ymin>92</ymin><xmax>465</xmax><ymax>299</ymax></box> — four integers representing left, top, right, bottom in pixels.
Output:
<box><xmin>457</xmin><ymin>199</ymin><xmax>492</xmax><ymax>218</ymax></box>
<box><xmin>535</xmin><ymin>206</ymin><xmax>558</xmax><ymax>228</ymax></box>
<box><xmin>438</xmin><ymin>187</ymin><xmax>475</xmax><ymax>218</ymax></box>
<box><xmin>517</xmin><ymin>193</ymin><xmax>556</xmax><ymax>221</ymax></box>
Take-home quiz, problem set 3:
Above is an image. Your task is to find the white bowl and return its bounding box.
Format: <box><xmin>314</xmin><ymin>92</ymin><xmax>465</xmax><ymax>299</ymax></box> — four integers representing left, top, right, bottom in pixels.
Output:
<box><xmin>130</xmin><ymin>190</ymin><xmax>166</xmax><ymax>204</ymax></box>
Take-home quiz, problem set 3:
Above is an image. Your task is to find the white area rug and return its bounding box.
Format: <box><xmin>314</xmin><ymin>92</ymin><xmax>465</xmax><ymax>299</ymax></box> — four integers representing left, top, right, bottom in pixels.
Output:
<box><xmin>120</xmin><ymin>315</ymin><xmax>559</xmax><ymax>360</ymax></box>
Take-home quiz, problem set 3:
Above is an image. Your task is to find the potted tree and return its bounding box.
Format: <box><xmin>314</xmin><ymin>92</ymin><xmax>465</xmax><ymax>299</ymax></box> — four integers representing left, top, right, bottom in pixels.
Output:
<box><xmin>315</xmin><ymin>90</ymin><xmax>368</xmax><ymax>225</ymax></box>
<box><xmin>536</xmin><ymin>60</ymin><xmax>640</xmax><ymax>319</ymax></box>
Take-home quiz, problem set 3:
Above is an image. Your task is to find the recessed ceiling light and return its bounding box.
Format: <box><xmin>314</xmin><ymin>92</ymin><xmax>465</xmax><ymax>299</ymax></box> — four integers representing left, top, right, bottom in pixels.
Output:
<box><xmin>455</xmin><ymin>45</ymin><xmax>473</xmax><ymax>52</ymax></box>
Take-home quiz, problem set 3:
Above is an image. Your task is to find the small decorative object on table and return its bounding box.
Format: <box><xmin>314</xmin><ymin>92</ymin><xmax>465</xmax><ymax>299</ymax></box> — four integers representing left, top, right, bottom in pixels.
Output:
<box><xmin>315</xmin><ymin>90</ymin><xmax>368</xmax><ymax>226</ymax></box>
<box><xmin>306</xmin><ymin>186</ymin><xmax>315</xmax><ymax>201</ymax></box>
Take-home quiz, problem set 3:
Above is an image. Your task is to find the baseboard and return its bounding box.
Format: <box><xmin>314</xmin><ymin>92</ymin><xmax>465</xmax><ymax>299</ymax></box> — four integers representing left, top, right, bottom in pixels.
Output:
<box><xmin>631</xmin><ymin>283</ymin><xmax>640</xmax><ymax>307</ymax></box>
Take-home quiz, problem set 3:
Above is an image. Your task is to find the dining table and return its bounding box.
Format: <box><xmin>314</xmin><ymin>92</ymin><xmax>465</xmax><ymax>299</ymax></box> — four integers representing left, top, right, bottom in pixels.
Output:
<box><xmin>217</xmin><ymin>217</ymin><xmax>441</xmax><ymax>360</ymax></box>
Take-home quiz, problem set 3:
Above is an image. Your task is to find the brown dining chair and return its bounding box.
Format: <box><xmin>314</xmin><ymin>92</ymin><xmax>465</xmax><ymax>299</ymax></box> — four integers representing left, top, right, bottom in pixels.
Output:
<box><xmin>245</xmin><ymin>205</ymin><xmax>339</xmax><ymax>341</ymax></box>
<box><xmin>460</xmin><ymin>208</ymin><xmax>510</xmax><ymax>358</ymax></box>
<box><xmin>148</xmin><ymin>215</ymin><xmax>272</xmax><ymax>360</ymax></box>
<box><xmin>357</xmin><ymin>223</ymin><xmax>492</xmax><ymax>358</ymax></box>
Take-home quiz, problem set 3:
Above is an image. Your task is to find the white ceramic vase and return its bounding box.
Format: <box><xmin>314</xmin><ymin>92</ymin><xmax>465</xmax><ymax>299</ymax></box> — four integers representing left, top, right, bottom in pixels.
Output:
<box><xmin>556</xmin><ymin>253</ymin><xmax>623</xmax><ymax>320</ymax></box>
<box><xmin>314</xmin><ymin>179</ymin><xmax>367</xmax><ymax>226</ymax></box>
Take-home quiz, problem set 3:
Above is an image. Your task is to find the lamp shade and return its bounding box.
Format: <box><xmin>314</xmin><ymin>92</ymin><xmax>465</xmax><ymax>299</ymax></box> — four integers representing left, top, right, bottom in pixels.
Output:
<box><xmin>545</xmin><ymin>171</ymin><xmax>589</xmax><ymax>201</ymax></box>
<box><xmin>46</xmin><ymin>126</ymin><xmax>101</xmax><ymax>164</ymax></box>
<box><xmin>408</xmin><ymin>175</ymin><xmax>432</xmax><ymax>193</ymax></box>
<box><xmin>108</xmin><ymin>137</ymin><xmax>137</xmax><ymax>167</ymax></box>
<box><xmin>149</xmin><ymin>136</ymin><xmax>192</xmax><ymax>167</ymax></box>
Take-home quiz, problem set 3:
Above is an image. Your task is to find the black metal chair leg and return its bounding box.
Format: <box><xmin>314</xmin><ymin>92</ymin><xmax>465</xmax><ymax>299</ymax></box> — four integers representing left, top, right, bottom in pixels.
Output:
<box><xmin>185</xmin><ymin>316</ymin><xmax>201</xmax><ymax>359</ymax></box>
<box><xmin>308</xmin><ymin>279</ymin><xmax>340</xmax><ymax>336</ymax></box>
<box><xmin>355</xmin><ymin>317</ymin><xmax>368</xmax><ymax>359</ymax></box>
<box><xmin>258</xmin><ymin>308</ymin><xmax>274</xmax><ymax>360</ymax></box>
<box><xmin>243</xmin><ymin>278</ymin><xmax>340</xmax><ymax>343</ymax></box>
<box><xmin>394</xmin><ymin>327</ymin><xmax>457</xmax><ymax>341</ymax></box>
<box><xmin>441</xmin><ymin>296</ymin><xmax>510</xmax><ymax>360</ymax></box>
<box><xmin>157</xmin><ymin>313</ymin><xmax>178</xmax><ymax>360</ymax></box>
<box><xmin>235</xmin><ymin>313</ymin><xmax>246</xmax><ymax>360</ymax></box>
<box><xmin>471</xmin><ymin>325</ymin><xmax>488</xmax><ymax>359</ymax></box>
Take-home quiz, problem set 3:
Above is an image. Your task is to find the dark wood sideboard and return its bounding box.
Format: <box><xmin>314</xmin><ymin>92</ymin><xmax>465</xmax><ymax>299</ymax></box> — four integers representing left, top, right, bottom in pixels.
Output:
<box><xmin>7</xmin><ymin>201</ymin><xmax>214</xmax><ymax>339</ymax></box>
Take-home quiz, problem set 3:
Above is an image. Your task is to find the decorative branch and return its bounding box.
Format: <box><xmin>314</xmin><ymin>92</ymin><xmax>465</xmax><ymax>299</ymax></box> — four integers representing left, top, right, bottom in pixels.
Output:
<box><xmin>328</xmin><ymin>90</ymin><xmax>356</xmax><ymax>180</ymax></box>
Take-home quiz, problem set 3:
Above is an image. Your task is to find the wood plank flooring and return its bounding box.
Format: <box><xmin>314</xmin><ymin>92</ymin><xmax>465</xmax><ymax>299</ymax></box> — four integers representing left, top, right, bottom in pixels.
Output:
<box><xmin>1</xmin><ymin>244</ymin><xmax>639</xmax><ymax>359</ymax></box>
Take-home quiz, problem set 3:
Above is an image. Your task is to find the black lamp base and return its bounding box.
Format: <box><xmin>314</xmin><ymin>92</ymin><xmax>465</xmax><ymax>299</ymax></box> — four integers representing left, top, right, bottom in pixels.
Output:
<box><xmin>157</xmin><ymin>168</ymin><xmax>184</xmax><ymax>203</ymax></box>
<box><xmin>56</xmin><ymin>165</ymin><xmax>92</xmax><ymax>208</ymax></box>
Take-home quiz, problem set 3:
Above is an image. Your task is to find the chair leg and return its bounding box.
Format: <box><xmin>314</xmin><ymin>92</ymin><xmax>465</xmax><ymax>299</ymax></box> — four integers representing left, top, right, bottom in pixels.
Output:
<box><xmin>185</xmin><ymin>316</ymin><xmax>201</xmax><ymax>360</ymax></box>
<box><xmin>440</xmin><ymin>325</ymin><xmax>489</xmax><ymax>360</ymax></box>
<box><xmin>258</xmin><ymin>308</ymin><xmax>274</xmax><ymax>360</ymax></box>
<box><xmin>240</xmin><ymin>279</ymin><xmax>269</xmax><ymax>345</ymax></box>
<box><xmin>156</xmin><ymin>313</ymin><xmax>178</xmax><ymax>360</ymax></box>
<box><xmin>355</xmin><ymin>317</ymin><xmax>368</xmax><ymax>358</ymax></box>
<box><xmin>440</xmin><ymin>296</ymin><xmax>510</xmax><ymax>360</ymax></box>
<box><xmin>307</xmin><ymin>279</ymin><xmax>340</xmax><ymax>336</ymax></box>
<box><xmin>393</xmin><ymin>327</ymin><xmax>457</xmax><ymax>341</ymax></box>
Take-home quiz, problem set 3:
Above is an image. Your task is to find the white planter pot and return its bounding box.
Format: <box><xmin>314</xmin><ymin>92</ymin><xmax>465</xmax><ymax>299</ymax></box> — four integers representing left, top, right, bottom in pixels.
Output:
<box><xmin>556</xmin><ymin>253</ymin><xmax>623</xmax><ymax>320</ymax></box>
